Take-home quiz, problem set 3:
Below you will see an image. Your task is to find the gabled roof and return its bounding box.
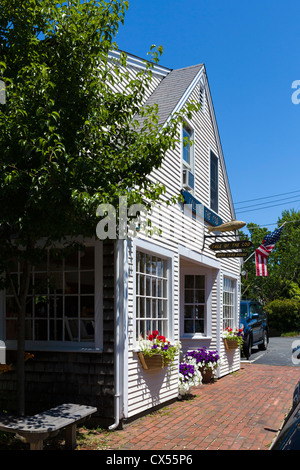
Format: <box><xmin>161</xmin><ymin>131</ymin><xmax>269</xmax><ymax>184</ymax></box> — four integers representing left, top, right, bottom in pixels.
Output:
<box><xmin>140</xmin><ymin>64</ymin><xmax>204</xmax><ymax>126</ymax></box>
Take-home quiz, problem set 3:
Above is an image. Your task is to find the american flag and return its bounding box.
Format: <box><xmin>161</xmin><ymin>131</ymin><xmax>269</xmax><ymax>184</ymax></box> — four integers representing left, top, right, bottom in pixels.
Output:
<box><xmin>255</xmin><ymin>225</ymin><xmax>285</xmax><ymax>276</ymax></box>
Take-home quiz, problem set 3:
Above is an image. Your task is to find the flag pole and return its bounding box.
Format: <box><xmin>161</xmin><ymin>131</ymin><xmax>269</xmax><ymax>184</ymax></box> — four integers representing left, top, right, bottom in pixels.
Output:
<box><xmin>243</xmin><ymin>221</ymin><xmax>287</xmax><ymax>264</ymax></box>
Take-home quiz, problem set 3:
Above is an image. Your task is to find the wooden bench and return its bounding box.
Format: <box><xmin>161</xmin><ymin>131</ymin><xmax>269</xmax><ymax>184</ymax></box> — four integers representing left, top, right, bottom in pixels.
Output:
<box><xmin>0</xmin><ymin>403</ymin><xmax>97</xmax><ymax>450</ymax></box>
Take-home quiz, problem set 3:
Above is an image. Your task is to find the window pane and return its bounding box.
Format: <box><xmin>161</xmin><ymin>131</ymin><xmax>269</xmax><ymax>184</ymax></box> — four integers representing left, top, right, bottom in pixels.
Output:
<box><xmin>80</xmin><ymin>296</ymin><xmax>94</xmax><ymax>319</ymax></box>
<box><xmin>80</xmin><ymin>271</ymin><xmax>94</xmax><ymax>294</ymax></box>
<box><xmin>136</xmin><ymin>251</ymin><xmax>169</xmax><ymax>339</ymax></box>
<box><xmin>184</xmin><ymin>290</ymin><xmax>194</xmax><ymax>304</ymax></box>
<box><xmin>64</xmin><ymin>251</ymin><xmax>78</xmax><ymax>271</ymax></box>
<box><xmin>194</xmin><ymin>289</ymin><xmax>205</xmax><ymax>303</ymax></box>
<box><xmin>80</xmin><ymin>247</ymin><xmax>94</xmax><ymax>269</ymax></box>
<box><xmin>184</xmin><ymin>304</ymin><xmax>194</xmax><ymax>318</ymax></box>
<box><xmin>183</xmin><ymin>274</ymin><xmax>206</xmax><ymax>334</ymax></box>
<box><xmin>5</xmin><ymin>247</ymin><xmax>95</xmax><ymax>344</ymax></box>
<box><xmin>65</xmin><ymin>271</ymin><xmax>78</xmax><ymax>294</ymax></box>
<box><xmin>185</xmin><ymin>275</ymin><xmax>194</xmax><ymax>289</ymax></box>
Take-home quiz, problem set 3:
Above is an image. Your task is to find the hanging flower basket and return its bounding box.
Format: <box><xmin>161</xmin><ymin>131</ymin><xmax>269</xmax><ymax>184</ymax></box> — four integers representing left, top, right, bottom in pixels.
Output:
<box><xmin>223</xmin><ymin>327</ymin><xmax>244</xmax><ymax>351</ymax></box>
<box><xmin>137</xmin><ymin>330</ymin><xmax>181</xmax><ymax>371</ymax></box>
<box><xmin>224</xmin><ymin>339</ymin><xmax>239</xmax><ymax>350</ymax></box>
<box><xmin>138</xmin><ymin>352</ymin><xmax>165</xmax><ymax>370</ymax></box>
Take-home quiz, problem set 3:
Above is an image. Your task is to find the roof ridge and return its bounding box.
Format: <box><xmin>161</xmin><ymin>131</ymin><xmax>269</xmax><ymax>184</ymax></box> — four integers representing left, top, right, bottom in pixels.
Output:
<box><xmin>171</xmin><ymin>63</ymin><xmax>204</xmax><ymax>72</ymax></box>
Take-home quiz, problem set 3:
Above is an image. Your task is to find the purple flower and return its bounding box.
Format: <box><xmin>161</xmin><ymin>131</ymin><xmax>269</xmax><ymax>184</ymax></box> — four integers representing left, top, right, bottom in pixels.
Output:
<box><xmin>179</xmin><ymin>363</ymin><xmax>195</xmax><ymax>382</ymax></box>
<box><xmin>185</xmin><ymin>348</ymin><xmax>220</xmax><ymax>365</ymax></box>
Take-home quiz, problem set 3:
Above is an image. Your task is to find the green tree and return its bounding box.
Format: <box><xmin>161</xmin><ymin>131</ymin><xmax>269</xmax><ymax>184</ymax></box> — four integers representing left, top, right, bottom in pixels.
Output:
<box><xmin>240</xmin><ymin>209</ymin><xmax>300</xmax><ymax>303</ymax></box>
<box><xmin>0</xmin><ymin>0</ymin><xmax>199</xmax><ymax>414</ymax></box>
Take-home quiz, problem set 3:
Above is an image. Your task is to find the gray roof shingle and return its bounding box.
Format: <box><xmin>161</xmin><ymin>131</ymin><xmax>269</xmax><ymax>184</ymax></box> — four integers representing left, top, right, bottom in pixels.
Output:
<box><xmin>137</xmin><ymin>64</ymin><xmax>203</xmax><ymax>127</ymax></box>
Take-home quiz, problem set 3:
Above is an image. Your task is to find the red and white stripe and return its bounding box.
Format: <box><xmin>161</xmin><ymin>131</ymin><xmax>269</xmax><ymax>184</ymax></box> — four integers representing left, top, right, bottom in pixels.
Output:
<box><xmin>255</xmin><ymin>244</ymin><xmax>275</xmax><ymax>277</ymax></box>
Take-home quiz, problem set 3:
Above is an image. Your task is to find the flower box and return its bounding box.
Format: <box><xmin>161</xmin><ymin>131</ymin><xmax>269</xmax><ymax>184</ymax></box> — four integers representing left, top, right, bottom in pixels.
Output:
<box><xmin>224</xmin><ymin>339</ymin><xmax>239</xmax><ymax>350</ymax></box>
<box><xmin>137</xmin><ymin>330</ymin><xmax>181</xmax><ymax>371</ymax></box>
<box><xmin>138</xmin><ymin>352</ymin><xmax>165</xmax><ymax>370</ymax></box>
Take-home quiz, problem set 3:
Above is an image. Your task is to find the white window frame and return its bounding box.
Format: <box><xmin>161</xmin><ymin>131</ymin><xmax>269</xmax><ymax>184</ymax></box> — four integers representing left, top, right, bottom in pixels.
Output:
<box><xmin>181</xmin><ymin>120</ymin><xmax>195</xmax><ymax>193</ymax></box>
<box><xmin>133</xmin><ymin>239</ymin><xmax>174</xmax><ymax>348</ymax></box>
<box><xmin>222</xmin><ymin>274</ymin><xmax>238</xmax><ymax>331</ymax></box>
<box><xmin>3</xmin><ymin>239</ymin><xmax>103</xmax><ymax>352</ymax></box>
<box><xmin>180</xmin><ymin>265</ymin><xmax>213</xmax><ymax>339</ymax></box>
<box><xmin>209</xmin><ymin>149</ymin><xmax>219</xmax><ymax>215</ymax></box>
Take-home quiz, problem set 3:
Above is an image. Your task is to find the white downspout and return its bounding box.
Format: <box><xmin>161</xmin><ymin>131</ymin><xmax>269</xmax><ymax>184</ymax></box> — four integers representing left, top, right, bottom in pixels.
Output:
<box><xmin>109</xmin><ymin>239</ymin><xmax>124</xmax><ymax>430</ymax></box>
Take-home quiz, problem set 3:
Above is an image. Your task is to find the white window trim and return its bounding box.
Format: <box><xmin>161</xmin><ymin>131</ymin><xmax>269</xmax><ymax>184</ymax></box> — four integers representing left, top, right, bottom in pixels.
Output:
<box><xmin>3</xmin><ymin>239</ymin><xmax>103</xmax><ymax>353</ymax></box>
<box><xmin>181</xmin><ymin>119</ymin><xmax>196</xmax><ymax>193</ymax></box>
<box><xmin>180</xmin><ymin>266</ymin><xmax>213</xmax><ymax>340</ymax></box>
<box><xmin>132</xmin><ymin>239</ymin><xmax>175</xmax><ymax>350</ymax></box>
<box><xmin>209</xmin><ymin>147</ymin><xmax>219</xmax><ymax>215</ymax></box>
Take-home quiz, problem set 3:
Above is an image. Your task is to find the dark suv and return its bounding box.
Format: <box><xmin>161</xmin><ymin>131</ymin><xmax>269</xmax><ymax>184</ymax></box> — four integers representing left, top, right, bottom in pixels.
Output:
<box><xmin>240</xmin><ymin>300</ymin><xmax>269</xmax><ymax>359</ymax></box>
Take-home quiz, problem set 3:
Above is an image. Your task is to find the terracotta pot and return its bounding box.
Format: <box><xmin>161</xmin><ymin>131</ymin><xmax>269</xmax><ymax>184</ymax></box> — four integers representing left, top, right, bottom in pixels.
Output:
<box><xmin>200</xmin><ymin>367</ymin><xmax>213</xmax><ymax>384</ymax></box>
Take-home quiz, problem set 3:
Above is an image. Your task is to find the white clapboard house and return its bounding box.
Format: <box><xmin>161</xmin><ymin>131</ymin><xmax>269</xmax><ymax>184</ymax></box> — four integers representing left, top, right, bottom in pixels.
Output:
<box><xmin>0</xmin><ymin>51</ymin><xmax>242</xmax><ymax>428</ymax></box>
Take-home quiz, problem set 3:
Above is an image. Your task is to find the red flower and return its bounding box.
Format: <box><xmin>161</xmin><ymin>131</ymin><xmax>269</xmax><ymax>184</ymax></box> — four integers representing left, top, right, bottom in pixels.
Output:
<box><xmin>152</xmin><ymin>330</ymin><xmax>159</xmax><ymax>338</ymax></box>
<box><xmin>157</xmin><ymin>335</ymin><xmax>166</xmax><ymax>342</ymax></box>
<box><xmin>148</xmin><ymin>335</ymin><xmax>153</xmax><ymax>341</ymax></box>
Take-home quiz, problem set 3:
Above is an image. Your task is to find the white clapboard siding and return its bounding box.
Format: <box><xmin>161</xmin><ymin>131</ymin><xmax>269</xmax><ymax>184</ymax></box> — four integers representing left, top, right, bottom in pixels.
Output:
<box><xmin>112</xmin><ymin>58</ymin><xmax>241</xmax><ymax>419</ymax></box>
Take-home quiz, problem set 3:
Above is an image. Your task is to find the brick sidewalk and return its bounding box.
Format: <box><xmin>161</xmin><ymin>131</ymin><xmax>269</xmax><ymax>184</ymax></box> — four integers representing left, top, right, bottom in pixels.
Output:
<box><xmin>102</xmin><ymin>363</ymin><xmax>300</xmax><ymax>451</ymax></box>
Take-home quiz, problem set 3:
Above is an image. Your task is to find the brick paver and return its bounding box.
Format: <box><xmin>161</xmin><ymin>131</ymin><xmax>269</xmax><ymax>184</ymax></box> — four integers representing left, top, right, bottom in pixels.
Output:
<box><xmin>103</xmin><ymin>363</ymin><xmax>300</xmax><ymax>451</ymax></box>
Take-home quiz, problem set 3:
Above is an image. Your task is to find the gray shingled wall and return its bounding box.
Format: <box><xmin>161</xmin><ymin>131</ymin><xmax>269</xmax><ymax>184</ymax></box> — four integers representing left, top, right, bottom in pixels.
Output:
<box><xmin>0</xmin><ymin>241</ymin><xmax>116</xmax><ymax>428</ymax></box>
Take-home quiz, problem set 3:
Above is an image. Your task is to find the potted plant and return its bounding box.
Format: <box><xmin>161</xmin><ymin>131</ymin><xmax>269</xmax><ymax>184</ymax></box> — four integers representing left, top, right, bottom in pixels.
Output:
<box><xmin>184</xmin><ymin>348</ymin><xmax>221</xmax><ymax>383</ymax></box>
<box><xmin>178</xmin><ymin>358</ymin><xmax>202</xmax><ymax>398</ymax></box>
<box><xmin>223</xmin><ymin>327</ymin><xmax>244</xmax><ymax>350</ymax></box>
<box><xmin>137</xmin><ymin>330</ymin><xmax>181</xmax><ymax>370</ymax></box>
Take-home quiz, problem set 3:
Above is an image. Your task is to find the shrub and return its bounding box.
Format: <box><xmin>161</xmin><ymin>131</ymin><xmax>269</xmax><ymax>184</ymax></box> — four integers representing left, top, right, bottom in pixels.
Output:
<box><xmin>265</xmin><ymin>299</ymin><xmax>300</xmax><ymax>333</ymax></box>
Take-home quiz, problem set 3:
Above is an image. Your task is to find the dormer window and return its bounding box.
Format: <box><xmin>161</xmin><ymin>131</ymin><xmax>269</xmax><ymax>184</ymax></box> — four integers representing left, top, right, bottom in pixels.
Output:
<box><xmin>182</xmin><ymin>123</ymin><xmax>194</xmax><ymax>192</ymax></box>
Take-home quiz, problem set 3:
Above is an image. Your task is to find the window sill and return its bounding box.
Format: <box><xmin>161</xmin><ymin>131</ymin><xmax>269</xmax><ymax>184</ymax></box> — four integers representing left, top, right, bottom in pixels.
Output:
<box><xmin>5</xmin><ymin>340</ymin><xmax>103</xmax><ymax>353</ymax></box>
<box><xmin>180</xmin><ymin>334</ymin><xmax>212</xmax><ymax>340</ymax></box>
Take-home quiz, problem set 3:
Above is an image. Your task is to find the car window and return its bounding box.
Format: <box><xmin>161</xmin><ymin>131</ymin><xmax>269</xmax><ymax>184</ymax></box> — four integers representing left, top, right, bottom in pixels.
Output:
<box><xmin>240</xmin><ymin>303</ymin><xmax>248</xmax><ymax>318</ymax></box>
<box><xmin>257</xmin><ymin>304</ymin><xmax>263</xmax><ymax>318</ymax></box>
<box><xmin>250</xmin><ymin>304</ymin><xmax>257</xmax><ymax>314</ymax></box>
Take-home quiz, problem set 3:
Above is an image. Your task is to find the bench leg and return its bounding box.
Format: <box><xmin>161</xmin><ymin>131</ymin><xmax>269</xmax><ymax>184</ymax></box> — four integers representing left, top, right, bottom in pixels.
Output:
<box><xmin>30</xmin><ymin>439</ymin><xmax>44</xmax><ymax>450</ymax></box>
<box><xmin>18</xmin><ymin>432</ymin><xmax>49</xmax><ymax>451</ymax></box>
<box><xmin>65</xmin><ymin>423</ymin><xmax>77</xmax><ymax>450</ymax></box>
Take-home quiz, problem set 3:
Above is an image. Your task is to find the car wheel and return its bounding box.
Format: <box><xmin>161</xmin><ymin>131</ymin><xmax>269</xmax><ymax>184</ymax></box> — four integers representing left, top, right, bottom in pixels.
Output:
<box><xmin>243</xmin><ymin>336</ymin><xmax>252</xmax><ymax>359</ymax></box>
<box><xmin>258</xmin><ymin>331</ymin><xmax>268</xmax><ymax>350</ymax></box>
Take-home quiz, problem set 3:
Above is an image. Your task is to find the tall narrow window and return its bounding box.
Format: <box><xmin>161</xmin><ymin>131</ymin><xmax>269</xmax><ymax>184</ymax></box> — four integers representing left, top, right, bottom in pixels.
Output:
<box><xmin>182</xmin><ymin>123</ymin><xmax>194</xmax><ymax>192</ymax></box>
<box><xmin>136</xmin><ymin>251</ymin><xmax>169</xmax><ymax>339</ymax></box>
<box><xmin>223</xmin><ymin>277</ymin><xmax>236</xmax><ymax>330</ymax></box>
<box><xmin>183</xmin><ymin>274</ymin><xmax>205</xmax><ymax>334</ymax></box>
<box><xmin>210</xmin><ymin>151</ymin><xmax>218</xmax><ymax>213</ymax></box>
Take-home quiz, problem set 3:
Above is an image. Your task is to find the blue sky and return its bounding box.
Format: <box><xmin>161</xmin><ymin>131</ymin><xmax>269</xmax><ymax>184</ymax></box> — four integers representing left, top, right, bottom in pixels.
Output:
<box><xmin>116</xmin><ymin>0</ymin><xmax>300</xmax><ymax>230</ymax></box>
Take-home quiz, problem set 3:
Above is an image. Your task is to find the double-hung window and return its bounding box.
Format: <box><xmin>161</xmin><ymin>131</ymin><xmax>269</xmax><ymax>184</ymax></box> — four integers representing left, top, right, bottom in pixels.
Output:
<box><xmin>135</xmin><ymin>250</ymin><xmax>170</xmax><ymax>340</ymax></box>
<box><xmin>182</xmin><ymin>123</ymin><xmax>195</xmax><ymax>192</ymax></box>
<box><xmin>223</xmin><ymin>277</ymin><xmax>237</xmax><ymax>330</ymax></box>
<box><xmin>183</xmin><ymin>274</ymin><xmax>206</xmax><ymax>334</ymax></box>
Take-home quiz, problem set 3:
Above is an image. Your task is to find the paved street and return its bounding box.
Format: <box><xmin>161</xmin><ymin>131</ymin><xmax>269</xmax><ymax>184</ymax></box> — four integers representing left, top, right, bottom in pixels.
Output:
<box><xmin>245</xmin><ymin>335</ymin><xmax>300</xmax><ymax>367</ymax></box>
<box><xmin>94</xmin><ymin>361</ymin><xmax>300</xmax><ymax>451</ymax></box>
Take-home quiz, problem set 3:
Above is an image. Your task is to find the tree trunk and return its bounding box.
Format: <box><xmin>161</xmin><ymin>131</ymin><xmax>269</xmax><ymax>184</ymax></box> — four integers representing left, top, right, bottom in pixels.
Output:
<box><xmin>16</xmin><ymin>258</ymin><xmax>32</xmax><ymax>416</ymax></box>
